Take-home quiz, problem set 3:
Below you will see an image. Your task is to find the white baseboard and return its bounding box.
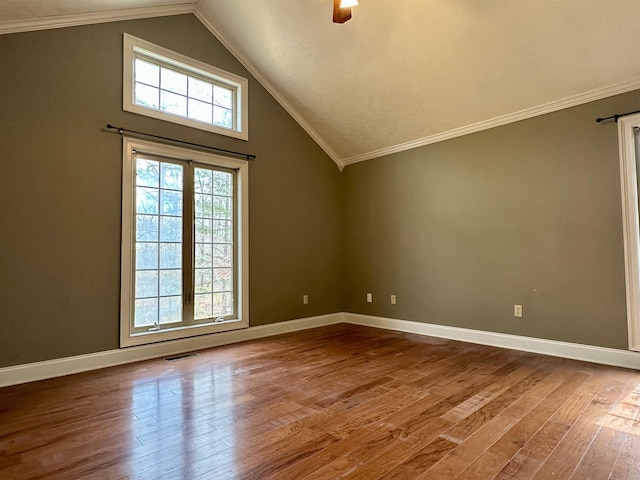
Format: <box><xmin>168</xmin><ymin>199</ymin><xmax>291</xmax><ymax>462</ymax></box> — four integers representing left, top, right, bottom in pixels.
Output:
<box><xmin>344</xmin><ymin>313</ymin><xmax>640</xmax><ymax>370</ymax></box>
<box><xmin>0</xmin><ymin>313</ymin><xmax>344</xmax><ymax>388</ymax></box>
<box><xmin>3</xmin><ymin>312</ymin><xmax>638</xmax><ymax>388</ymax></box>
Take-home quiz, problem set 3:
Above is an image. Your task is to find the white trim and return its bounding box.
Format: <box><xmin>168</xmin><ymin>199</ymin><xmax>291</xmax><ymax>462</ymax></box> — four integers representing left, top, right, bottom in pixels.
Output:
<box><xmin>3</xmin><ymin>312</ymin><xmax>639</xmax><ymax>388</ymax></box>
<box><xmin>191</xmin><ymin>5</ymin><xmax>345</xmax><ymax>170</ymax></box>
<box><xmin>618</xmin><ymin>114</ymin><xmax>640</xmax><ymax>352</ymax></box>
<box><xmin>123</xmin><ymin>33</ymin><xmax>248</xmax><ymax>141</ymax></box>
<box><xmin>342</xmin><ymin>78</ymin><xmax>640</xmax><ymax>166</ymax></box>
<box><xmin>0</xmin><ymin>313</ymin><xmax>344</xmax><ymax>388</ymax></box>
<box><xmin>120</xmin><ymin>137</ymin><xmax>250</xmax><ymax>347</ymax></box>
<box><xmin>344</xmin><ymin>313</ymin><xmax>640</xmax><ymax>370</ymax></box>
<box><xmin>0</xmin><ymin>4</ymin><xmax>195</xmax><ymax>35</ymax></box>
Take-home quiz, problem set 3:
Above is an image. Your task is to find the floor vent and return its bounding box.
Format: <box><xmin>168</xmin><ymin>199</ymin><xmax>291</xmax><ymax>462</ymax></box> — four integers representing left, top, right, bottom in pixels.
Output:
<box><xmin>164</xmin><ymin>352</ymin><xmax>199</xmax><ymax>362</ymax></box>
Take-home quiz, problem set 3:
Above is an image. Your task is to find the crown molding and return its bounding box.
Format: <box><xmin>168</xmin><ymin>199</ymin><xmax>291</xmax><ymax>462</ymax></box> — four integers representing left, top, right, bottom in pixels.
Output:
<box><xmin>4</xmin><ymin>3</ymin><xmax>640</xmax><ymax>171</ymax></box>
<box><xmin>0</xmin><ymin>4</ymin><xmax>195</xmax><ymax>35</ymax></box>
<box><xmin>342</xmin><ymin>78</ymin><xmax>640</xmax><ymax>167</ymax></box>
<box><xmin>192</xmin><ymin>5</ymin><xmax>344</xmax><ymax>170</ymax></box>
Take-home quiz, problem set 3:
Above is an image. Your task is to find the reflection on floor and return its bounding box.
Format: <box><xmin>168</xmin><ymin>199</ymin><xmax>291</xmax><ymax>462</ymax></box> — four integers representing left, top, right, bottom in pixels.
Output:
<box><xmin>1</xmin><ymin>323</ymin><xmax>639</xmax><ymax>479</ymax></box>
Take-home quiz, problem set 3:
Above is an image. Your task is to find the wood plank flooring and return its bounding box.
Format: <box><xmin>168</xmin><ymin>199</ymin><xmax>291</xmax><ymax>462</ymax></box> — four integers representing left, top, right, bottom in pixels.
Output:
<box><xmin>1</xmin><ymin>324</ymin><xmax>639</xmax><ymax>479</ymax></box>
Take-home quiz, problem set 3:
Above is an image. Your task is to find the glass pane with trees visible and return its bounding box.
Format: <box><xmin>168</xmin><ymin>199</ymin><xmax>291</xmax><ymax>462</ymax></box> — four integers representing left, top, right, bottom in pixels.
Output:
<box><xmin>132</xmin><ymin>157</ymin><xmax>184</xmax><ymax>329</ymax></box>
<box><xmin>193</xmin><ymin>167</ymin><xmax>234</xmax><ymax>320</ymax></box>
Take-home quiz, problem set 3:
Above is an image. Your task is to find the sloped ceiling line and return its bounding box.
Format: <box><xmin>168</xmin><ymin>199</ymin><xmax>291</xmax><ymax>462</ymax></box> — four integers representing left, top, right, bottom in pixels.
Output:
<box><xmin>3</xmin><ymin>1</ymin><xmax>640</xmax><ymax>170</ymax></box>
<box><xmin>192</xmin><ymin>5</ymin><xmax>345</xmax><ymax>170</ymax></box>
<box><xmin>0</xmin><ymin>2</ymin><xmax>345</xmax><ymax>169</ymax></box>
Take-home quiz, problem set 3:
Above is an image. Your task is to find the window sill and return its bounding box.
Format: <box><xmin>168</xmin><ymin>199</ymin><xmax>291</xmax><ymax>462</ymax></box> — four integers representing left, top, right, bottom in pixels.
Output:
<box><xmin>121</xmin><ymin>317</ymin><xmax>248</xmax><ymax>348</ymax></box>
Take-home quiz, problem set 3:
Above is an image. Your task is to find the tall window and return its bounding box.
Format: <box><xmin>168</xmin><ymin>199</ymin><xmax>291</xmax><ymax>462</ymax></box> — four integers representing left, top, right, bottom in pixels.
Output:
<box><xmin>617</xmin><ymin>113</ymin><xmax>640</xmax><ymax>352</ymax></box>
<box><xmin>121</xmin><ymin>138</ymin><xmax>248</xmax><ymax>347</ymax></box>
<box><xmin>123</xmin><ymin>34</ymin><xmax>248</xmax><ymax>141</ymax></box>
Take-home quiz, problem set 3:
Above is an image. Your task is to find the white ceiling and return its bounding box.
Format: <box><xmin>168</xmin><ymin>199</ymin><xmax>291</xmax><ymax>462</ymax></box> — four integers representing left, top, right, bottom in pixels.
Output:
<box><xmin>2</xmin><ymin>0</ymin><xmax>640</xmax><ymax>168</ymax></box>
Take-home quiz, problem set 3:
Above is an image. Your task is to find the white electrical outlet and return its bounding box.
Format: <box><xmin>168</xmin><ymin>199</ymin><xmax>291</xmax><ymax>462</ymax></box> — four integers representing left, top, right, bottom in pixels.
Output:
<box><xmin>366</xmin><ymin>293</ymin><xmax>373</xmax><ymax>303</ymax></box>
<box><xmin>514</xmin><ymin>305</ymin><xmax>523</xmax><ymax>317</ymax></box>
<box><xmin>303</xmin><ymin>295</ymin><xmax>309</xmax><ymax>305</ymax></box>
<box><xmin>391</xmin><ymin>295</ymin><xmax>397</xmax><ymax>305</ymax></box>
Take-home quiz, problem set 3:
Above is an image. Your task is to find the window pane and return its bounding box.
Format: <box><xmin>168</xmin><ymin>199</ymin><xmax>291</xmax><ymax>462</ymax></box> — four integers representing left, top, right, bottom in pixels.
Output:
<box><xmin>193</xmin><ymin>165</ymin><xmax>234</xmax><ymax>319</ymax></box>
<box><xmin>213</xmin><ymin>268</ymin><xmax>232</xmax><ymax>291</ymax></box>
<box><xmin>188</xmin><ymin>98</ymin><xmax>213</xmax><ymax>124</ymax></box>
<box><xmin>160</xmin><ymin>243</ymin><xmax>181</xmax><ymax>269</ymax></box>
<box><xmin>195</xmin><ymin>193</ymin><xmax>213</xmax><ymax>218</ymax></box>
<box><xmin>135</xmin><ymin>270</ymin><xmax>158</xmax><ymax>298</ymax></box>
<box><xmin>195</xmin><ymin>218</ymin><xmax>212</xmax><ymax>243</ymax></box>
<box><xmin>136</xmin><ymin>187</ymin><xmax>159</xmax><ymax>215</ymax></box>
<box><xmin>214</xmin><ymin>85</ymin><xmax>233</xmax><ymax>109</ymax></box>
<box><xmin>160</xmin><ymin>216</ymin><xmax>181</xmax><ymax>242</ymax></box>
<box><xmin>189</xmin><ymin>77</ymin><xmax>213</xmax><ymax>102</ymax></box>
<box><xmin>136</xmin><ymin>215</ymin><xmax>158</xmax><ymax>242</ymax></box>
<box><xmin>135</xmin><ymin>59</ymin><xmax>160</xmax><ymax>87</ymax></box>
<box><xmin>214</xmin><ymin>171</ymin><xmax>233</xmax><ymax>196</ymax></box>
<box><xmin>134</xmin><ymin>298</ymin><xmax>158</xmax><ymax>327</ymax></box>
<box><xmin>195</xmin><ymin>268</ymin><xmax>212</xmax><ymax>293</ymax></box>
<box><xmin>213</xmin><ymin>196</ymin><xmax>231</xmax><ymax>220</ymax></box>
<box><xmin>135</xmin><ymin>83</ymin><xmax>160</xmax><ymax>109</ymax></box>
<box><xmin>159</xmin><ymin>296</ymin><xmax>182</xmax><ymax>324</ymax></box>
<box><xmin>160</xmin><ymin>90</ymin><xmax>187</xmax><ymax>117</ymax></box>
<box><xmin>136</xmin><ymin>159</ymin><xmax>159</xmax><ymax>187</ymax></box>
<box><xmin>136</xmin><ymin>243</ymin><xmax>158</xmax><ymax>270</ymax></box>
<box><xmin>194</xmin><ymin>169</ymin><xmax>213</xmax><ymax>194</ymax></box>
<box><xmin>161</xmin><ymin>163</ymin><xmax>183</xmax><ymax>190</ymax></box>
<box><xmin>159</xmin><ymin>270</ymin><xmax>181</xmax><ymax>296</ymax></box>
<box><xmin>195</xmin><ymin>243</ymin><xmax>212</xmax><ymax>268</ymax></box>
<box><xmin>212</xmin><ymin>292</ymin><xmax>233</xmax><ymax>317</ymax></box>
<box><xmin>161</xmin><ymin>67</ymin><xmax>187</xmax><ymax>95</ymax></box>
<box><xmin>132</xmin><ymin>158</ymin><xmax>184</xmax><ymax>332</ymax></box>
<box><xmin>194</xmin><ymin>293</ymin><xmax>212</xmax><ymax>320</ymax></box>
<box><xmin>161</xmin><ymin>190</ymin><xmax>182</xmax><ymax>216</ymax></box>
<box><xmin>213</xmin><ymin>244</ymin><xmax>232</xmax><ymax>267</ymax></box>
<box><xmin>212</xmin><ymin>220</ymin><xmax>232</xmax><ymax>243</ymax></box>
<box><xmin>213</xmin><ymin>106</ymin><xmax>233</xmax><ymax>129</ymax></box>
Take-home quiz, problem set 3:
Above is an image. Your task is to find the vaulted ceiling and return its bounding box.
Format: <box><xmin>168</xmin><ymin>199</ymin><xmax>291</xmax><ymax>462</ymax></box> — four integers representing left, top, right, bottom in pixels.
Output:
<box><xmin>2</xmin><ymin>0</ymin><xmax>640</xmax><ymax>169</ymax></box>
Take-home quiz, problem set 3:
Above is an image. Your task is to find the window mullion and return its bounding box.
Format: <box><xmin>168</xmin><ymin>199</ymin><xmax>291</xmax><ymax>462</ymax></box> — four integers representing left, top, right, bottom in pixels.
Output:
<box><xmin>183</xmin><ymin>165</ymin><xmax>195</xmax><ymax>325</ymax></box>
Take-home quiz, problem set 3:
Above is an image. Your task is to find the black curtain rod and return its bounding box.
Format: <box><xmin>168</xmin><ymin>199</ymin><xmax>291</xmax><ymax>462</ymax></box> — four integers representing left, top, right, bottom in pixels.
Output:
<box><xmin>595</xmin><ymin>109</ymin><xmax>640</xmax><ymax>123</ymax></box>
<box><xmin>105</xmin><ymin>124</ymin><xmax>256</xmax><ymax>161</ymax></box>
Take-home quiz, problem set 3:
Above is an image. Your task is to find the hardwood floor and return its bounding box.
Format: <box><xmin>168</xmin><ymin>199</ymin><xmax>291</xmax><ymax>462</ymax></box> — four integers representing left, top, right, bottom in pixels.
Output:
<box><xmin>1</xmin><ymin>324</ymin><xmax>639</xmax><ymax>479</ymax></box>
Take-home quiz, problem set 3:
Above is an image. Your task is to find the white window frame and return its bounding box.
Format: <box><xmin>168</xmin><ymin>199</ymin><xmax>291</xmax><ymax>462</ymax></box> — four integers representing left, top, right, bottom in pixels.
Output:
<box><xmin>123</xmin><ymin>34</ymin><xmax>248</xmax><ymax>141</ymax></box>
<box><xmin>618</xmin><ymin>113</ymin><xmax>640</xmax><ymax>352</ymax></box>
<box><xmin>120</xmin><ymin>137</ymin><xmax>249</xmax><ymax>347</ymax></box>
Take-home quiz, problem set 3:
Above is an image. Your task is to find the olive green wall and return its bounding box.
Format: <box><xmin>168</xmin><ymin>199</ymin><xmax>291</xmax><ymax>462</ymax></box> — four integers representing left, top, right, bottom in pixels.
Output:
<box><xmin>344</xmin><ymin>91</ymin><xmax>640</xmax><ymax>350</ymax></box>
<box><xmin>1</xmin><ymin>13</ymin><xmax>637</xmax><ymax>369</ymax></box>
<box><xmin>0</xmin><ymin>14</ymin><xmax>344</xmax><ymax>368</ymax></box>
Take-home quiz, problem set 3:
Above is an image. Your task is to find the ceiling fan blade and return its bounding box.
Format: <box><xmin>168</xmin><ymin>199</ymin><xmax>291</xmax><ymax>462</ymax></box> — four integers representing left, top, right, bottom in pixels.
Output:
<box><xmin>333</xmin><ymin>0</ymin><xmax>352</xmax><ymax>23</ymax></box>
